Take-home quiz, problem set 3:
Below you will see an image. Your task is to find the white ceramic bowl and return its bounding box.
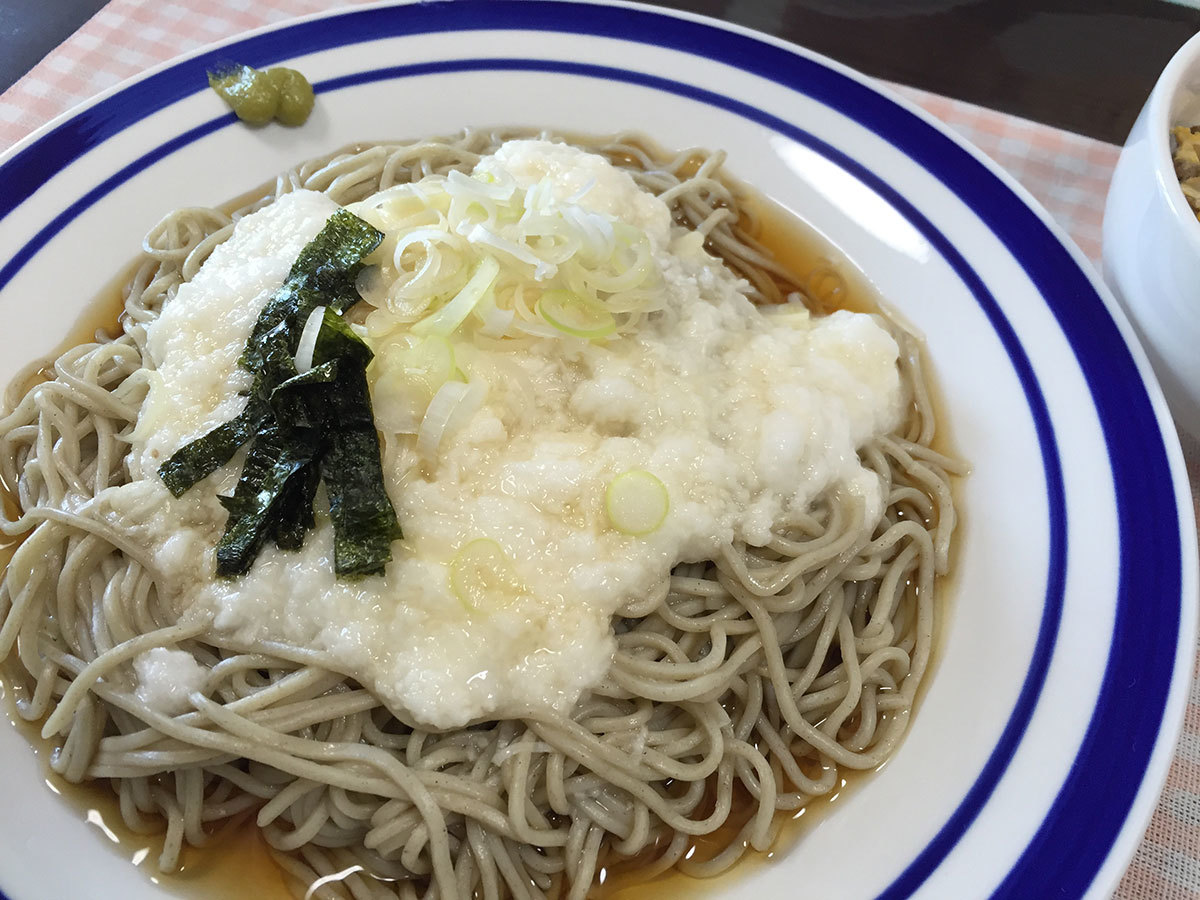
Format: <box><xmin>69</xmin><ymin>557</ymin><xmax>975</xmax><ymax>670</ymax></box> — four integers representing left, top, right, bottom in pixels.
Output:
<box><xmin>1104</xmin><ymin>30</ymin><xmax>1200</xmax><ymax>438</ymax></box>
<box><xmin>0</xmin><ymin>3</ymin><xmax>1193</xmax><ymax>899</ymax></box>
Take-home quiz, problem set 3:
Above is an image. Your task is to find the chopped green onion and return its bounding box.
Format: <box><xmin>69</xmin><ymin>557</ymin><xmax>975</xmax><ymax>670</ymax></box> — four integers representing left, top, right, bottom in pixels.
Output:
<box><xmin>535</xmin><ymin>289</ymin><xmax>616</xmax><ymax>339</ymax></box>
<box><xmin>371</xmin><ymin>335</ymin><xmax>458</xmax><ymax>435</ymax></box>
<box><xmin>606</xmin><ymin>469</ymin><xmax>669</xmax><ymax>536</ymax></box>
<box><xmin>416</xmin><ymin>379</ymin><xmax>487</xmax><ymax>462</ymax></box>
<box><xmin>294</xmin><ymin>305</ymin><xmax>326</xmax><ymax>373</ymax></box>
<box><xmin>400</xmin><ymin>335</ymin><xmax>456</xmax><ymax>393</ymax></box>
<box><xmin>474</xmin><ymin>287</ymin><xmax>515</xmax><ymax>337</ymax></box>
<box><xmin>759</xmin><ymin>301</ymin><xmax>811</xmax><ymax>328</ymax></box>
<box><xmin>412</xmin><ymin>255</ymin><xmax>500</xmax><ymax>337</ymax></box>
<box><xmin>449</xmin><ymin>538</ymin><xmax>519</xmax><ymax>610</ymax></box>
<box><xmin>586</xmin><ymin>223</ymin><xmax>653</xmax><ymax>294</ymax></box>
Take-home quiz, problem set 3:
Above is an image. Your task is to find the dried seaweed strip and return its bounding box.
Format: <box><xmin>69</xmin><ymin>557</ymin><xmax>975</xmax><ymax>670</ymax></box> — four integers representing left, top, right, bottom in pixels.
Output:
<box><xmin>158</xmin><ymin>209</ymin><xmax>399</xmax><ymax>577</ymax></box>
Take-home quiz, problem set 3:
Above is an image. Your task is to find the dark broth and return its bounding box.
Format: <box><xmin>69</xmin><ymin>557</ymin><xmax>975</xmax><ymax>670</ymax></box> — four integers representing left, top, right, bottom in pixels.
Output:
<box><xmin>2</xmin><ymin>264</ymin><xmax>130</xmax><ymax>407</ymax></box>
<box><xmin>0</xmin><ymin>167</ymin><xmax>959</xmax><ymax>900</ymax></box>
<box><xmin>0</xmin><ymin>692</ymin><xmax>291</xmax><ymax>900</ymax></box>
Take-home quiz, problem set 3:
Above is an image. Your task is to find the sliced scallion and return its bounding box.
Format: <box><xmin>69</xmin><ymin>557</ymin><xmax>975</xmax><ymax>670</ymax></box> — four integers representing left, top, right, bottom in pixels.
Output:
<box><xmin>535</xmin><ymin>289</ymin><xmax>616</xmax><ymax>339</ymax></box>
<box><xmin>416</xmin><ymin>379</ymin><xmax>487</xmax><ymax>463</ymax></box>
<box><xmin>412</xmin><ymin>255</ymin><xmax>500</xmax><ymax>338</ymax></box>
<box><xmin>294</xmin><ymin>304</ymin><xmax>326</xmax><ymax>374</ymax></box>
<box><xmin>605</xmin><ymin>469</ymin><xmax>669</xmax><ymax>536</ymax></box>
<box><xmin>449</xmin><ymin>538</ymin><xmax>518</xmax><ymax>611</ymax></box>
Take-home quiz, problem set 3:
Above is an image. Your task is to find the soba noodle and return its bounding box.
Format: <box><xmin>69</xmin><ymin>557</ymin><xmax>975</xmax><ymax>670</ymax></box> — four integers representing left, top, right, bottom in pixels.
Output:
<box><xmin>0</xmin><ymin>130</ymin><xmax>960</xmax><ymax>900</ymax></box>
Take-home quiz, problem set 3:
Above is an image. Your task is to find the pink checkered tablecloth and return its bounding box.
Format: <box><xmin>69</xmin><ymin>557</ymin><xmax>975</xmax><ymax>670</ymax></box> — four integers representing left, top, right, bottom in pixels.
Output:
<box><xmin>0</xmin><ymin>2</ymin><xmax>1195</xmax><ymax>898</ymax></box>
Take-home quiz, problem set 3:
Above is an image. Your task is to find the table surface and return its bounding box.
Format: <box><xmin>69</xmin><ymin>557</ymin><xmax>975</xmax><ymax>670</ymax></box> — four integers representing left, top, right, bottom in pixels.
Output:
<box><xmin>1</xmin><ymin>1</ymin><xmax>1199</xmax><ymax>899</ymax></box>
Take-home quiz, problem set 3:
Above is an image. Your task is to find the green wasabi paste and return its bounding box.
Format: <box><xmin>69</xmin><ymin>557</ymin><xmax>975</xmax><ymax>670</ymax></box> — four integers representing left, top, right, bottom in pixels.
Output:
<box><xmin>208</xmin><ymin>64</ymin><xmax>315</xmax><ymax>127</ymax></box>
<box><xmin>264</xmin><ymin>67</ymin><xmax>316</xmax><ymax>126</ymax></box>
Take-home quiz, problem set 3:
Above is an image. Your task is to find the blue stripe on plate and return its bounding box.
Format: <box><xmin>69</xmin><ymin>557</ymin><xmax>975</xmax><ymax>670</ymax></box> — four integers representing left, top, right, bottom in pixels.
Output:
<box><xmin>0</xmin><ymin>3</ymin><xmax>1181</xmax><ymax>898</ymax></box>
<box><xmin>0</xmin><ymin>116</ymin><xmax>232</xmax><ymax>301</ymax></box>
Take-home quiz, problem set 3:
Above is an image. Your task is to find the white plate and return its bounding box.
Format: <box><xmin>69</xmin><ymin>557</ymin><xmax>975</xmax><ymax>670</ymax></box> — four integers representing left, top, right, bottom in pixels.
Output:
<box><xmin>0</xmin><ymin>2</ymin><xmax>1194</xmax><ymax>898</ymax></box>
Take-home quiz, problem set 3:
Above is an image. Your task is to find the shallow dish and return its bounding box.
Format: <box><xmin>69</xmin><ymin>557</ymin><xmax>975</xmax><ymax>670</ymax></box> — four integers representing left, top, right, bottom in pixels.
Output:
<box><xmin>0</xmin><ymin>2</ymin><xmax>1194</xmax><ymax>898</ymax></box>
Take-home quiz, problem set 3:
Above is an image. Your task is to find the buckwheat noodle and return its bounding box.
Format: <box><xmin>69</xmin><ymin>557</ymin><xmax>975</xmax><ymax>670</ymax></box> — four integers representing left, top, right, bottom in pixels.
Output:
<box><xmin>0</xmin><ymin>130</ymin><xmax>961</xmax><ymax>900</ymax></box>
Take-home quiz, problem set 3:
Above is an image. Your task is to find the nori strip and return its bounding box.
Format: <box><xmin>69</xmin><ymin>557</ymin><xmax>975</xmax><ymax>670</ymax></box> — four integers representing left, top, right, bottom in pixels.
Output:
<box><xmin>255</xmin><ymin>322</ymin><xmax>302</xmax><ymax>388</ymax></box>
<box><xmin>157</xmin><ymin>322</ymin><xmax>298</xmax><ymax>496</ymax></box>
<box><xmin>271</xmin><ymin>461</ymin><xmax>322</xmax><ymax>551</ymax></box>
<box><xmin>309</xmin><ymin>307</ymin><xmax>400</xmax><ymax>577</ymax></box>
<box><xmin>156</xmin><ymin>209</ymin><xmax>398</xmax><ymax>578</ymax></box>
<box><xmin>264</xmin><ymin>360</ymin><xmax>339</xmax><ymax>551</ymax></box>
<box><xmin>321</xmin><ymin>411</ymin><xmax>401</xmax><ymax>577</ymax></box>
<box><xmin>269</xmin><ymin>359</ymin><xmax>339</xmax><ymax>428</ymax></box>
<box><xmin>158</xmin><ymin>406</ymin><xmax>264</xmax><ymax>498</ymax></box>
<box><xmin>215</xmin><ymin>425</ymin><xmax>319</xmax><ymax>576</ymax></box>
<box><xmin>216</xmin><ymin>311</ymin><xmax>400</xmax><ymax>574</ymax></box>
<box><xmin>311</xmin><ymin>307</ymin><xmax>372</xmax><ymax>367</ymax></box>
<box><xmin>291</xmin><ymin>209</ymin><xmax>382</xmax><ymax>296</ymax></box>
<box><xmin>242</xmin><ymin>210</ymin><xmax>382</xmax><ymax>369</ymax></box>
